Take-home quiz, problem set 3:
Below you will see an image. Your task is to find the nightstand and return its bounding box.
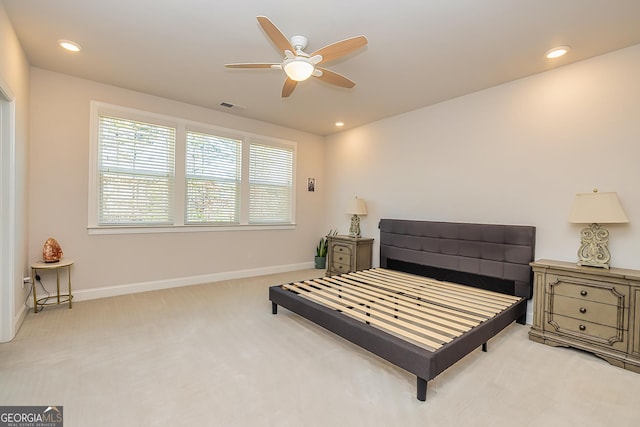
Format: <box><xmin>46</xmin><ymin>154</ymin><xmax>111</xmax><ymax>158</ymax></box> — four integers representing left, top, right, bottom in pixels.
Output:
<box><xmin>529</xmin><ymin>259</ymin><xmax>640</xmax><ymax>373</ymax></box>
<box><xmin>326</xmin><ymin>235</ymin><xmax>373</xmax><ymax>277</ymax></box>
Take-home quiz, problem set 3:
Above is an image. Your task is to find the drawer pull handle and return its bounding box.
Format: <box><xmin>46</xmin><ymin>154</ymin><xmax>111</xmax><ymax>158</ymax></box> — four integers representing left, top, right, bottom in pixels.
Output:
<box><xmin>579</xmin><ymin>325</ymin><xmax>586</xmax><ymax>331</ymax></box>
<box><xmin>579</xmin><ymin>307</ymin><xmax>587</xmax><ymax>314</ymax></box>
<box><xmin>580</xmin><ymin>290</ymin><xmax>588</xmax><ymax>296</ymax></box>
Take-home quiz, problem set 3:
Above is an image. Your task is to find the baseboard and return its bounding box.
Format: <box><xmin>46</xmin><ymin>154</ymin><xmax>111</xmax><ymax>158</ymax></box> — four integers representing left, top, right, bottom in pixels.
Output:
<box><xmin>71</xmin><ymin>261</ymin><xmax>315</xmax><ymax>303</ymax></box>
<box><xmin>525</xmin><ymin>311</ymin><xmax>533</xmax><ymax>325</ymax></box>
<box><xmin>525</xmin><ymin>300</ymin><xmax>533</xmax><ymax>325</ymax></box>
<box><xmin>0</xmin><ymin>302</ymin><xmax>29</xmax><ymax>343</ymax></box>
<box><xmin>14</xmin><ymin>303</ymin><xmax>27</xmax><ymax>330</ymax></box>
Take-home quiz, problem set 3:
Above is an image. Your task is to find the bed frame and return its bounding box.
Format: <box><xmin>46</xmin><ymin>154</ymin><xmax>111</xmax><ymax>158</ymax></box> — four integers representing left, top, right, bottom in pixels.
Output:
<box><xmin>269</xmin><ymin>219</ymin><xmax>536</xmax><ymax>401</ymax></box>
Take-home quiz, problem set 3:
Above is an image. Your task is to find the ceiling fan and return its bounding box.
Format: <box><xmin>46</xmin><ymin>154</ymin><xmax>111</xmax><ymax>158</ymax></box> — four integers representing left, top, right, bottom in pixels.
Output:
<box><xmin>225</xmin><ymin>16</ymin><xmax>368</xmax><ymax>97</ymax></box>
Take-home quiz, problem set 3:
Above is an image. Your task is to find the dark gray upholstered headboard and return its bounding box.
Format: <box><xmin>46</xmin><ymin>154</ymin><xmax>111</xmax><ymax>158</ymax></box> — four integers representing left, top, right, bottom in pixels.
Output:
<box><xmin>379</xmin><ymin>219</ymin><xmax>536</xmax><ymax>299</ymax></box>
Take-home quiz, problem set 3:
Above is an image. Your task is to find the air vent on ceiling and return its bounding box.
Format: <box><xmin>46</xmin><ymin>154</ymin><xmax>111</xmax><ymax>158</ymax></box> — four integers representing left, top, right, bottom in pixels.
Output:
<box><xmin>219</xmin><ymin>102</ymin><xmax>245</xmax><ymax>111</ymax></box>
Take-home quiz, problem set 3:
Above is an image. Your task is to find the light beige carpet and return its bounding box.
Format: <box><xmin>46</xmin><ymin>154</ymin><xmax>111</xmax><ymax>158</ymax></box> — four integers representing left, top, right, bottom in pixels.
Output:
<box><xmin>1</xmin><ymin>268</ymin><xmax>639</xmax><ymax>426</ymax></box>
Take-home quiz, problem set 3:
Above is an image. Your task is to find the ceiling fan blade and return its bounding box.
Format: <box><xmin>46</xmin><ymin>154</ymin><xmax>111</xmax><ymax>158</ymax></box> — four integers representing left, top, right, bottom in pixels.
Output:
<box><xmin>315</xmin><ymin>68</ymin><xmax>355</xmax><ymax>88</ymax></box>
<box><xmin>257</xmin><ymin>16</ymin><xmax>294</xmax><ymax>54</ymax></box>
<box><xmin>282</xmin><ymin>78</ymin><xmax>298</xmax><ymax>97</ymax></box>
<box><xmin>311</xmin><ymin>36</ymin><xmax>368</xmax><ymax>64</ymax></box>
<box><xmin>225</xmin><ymin>63</ymin><xmax>279</xmax><ymax>68</ymax></box>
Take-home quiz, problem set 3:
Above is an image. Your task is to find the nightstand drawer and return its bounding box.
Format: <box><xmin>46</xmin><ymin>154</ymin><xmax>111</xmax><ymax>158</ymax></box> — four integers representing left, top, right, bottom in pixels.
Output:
<box><xmin>546</xmin><ymin>313</ymin><xmax>626</xmax><ymax>350</ymax></box>
<box><xmin>331</xmin><ymin>245</ymin><xmax>352</xmax><ymax>266</ymax></box>
<box><xmin>549</xmin><ymin>275</ymin><xmax>628</xmax><ymax>306</ymax></box>
<box><xmin>550</xmin><ymin>295</ymin><xmax>620</xmax><ymax>328</ymax></box>
<box><xmin>331</xmin><ymin>261</ymin><xmax>351</xmax><ymax>274</ymax></box>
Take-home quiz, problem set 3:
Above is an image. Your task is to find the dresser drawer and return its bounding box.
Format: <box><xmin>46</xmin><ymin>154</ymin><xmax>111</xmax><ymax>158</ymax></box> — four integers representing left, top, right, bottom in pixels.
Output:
<box><xmin>545</xmin><ymin>313</ymin><xmax>626</xmax><ymax>351</ymax></box>
<box><xmin>548</xmin><ymin>275</ymin><xmax>628</xmax><ymax>306</ymax></box>
<box><xmin>550</xmin><ymin>295</ymin><xmax>620</xmax><ymax>328</ymax></box>
<box><xmin>331</xmin><ymin>244</ymin><xmax>352</xmax><ymax>265</ymax></box>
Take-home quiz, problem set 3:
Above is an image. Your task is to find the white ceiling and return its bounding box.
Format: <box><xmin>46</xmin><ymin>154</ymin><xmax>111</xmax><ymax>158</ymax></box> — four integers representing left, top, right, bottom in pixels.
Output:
<box><xmin>4</xmin><ymin>0</ymin><xmax>640</xmax><ymax>136</ymax></box>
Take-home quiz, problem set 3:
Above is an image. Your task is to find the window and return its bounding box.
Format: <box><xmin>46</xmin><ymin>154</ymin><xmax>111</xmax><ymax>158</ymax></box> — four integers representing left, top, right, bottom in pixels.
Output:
<box><xmin>249</xmin><ymin>143</ymin><xmax>294</xmax><ymax>224</ymax></box>
<box><xmin>98</xmin><ymin>116</ymin><xmax>175</xmax><ymax>225</ymax></box>
<box><xmin>185</xmin><ymin>131</ymin><xmax>241</xmax><ymax>224</ymax></box>
<box><xmin>89</xmin><ymin>102</ymin><xmax>296</xmax><ymax>233</ymax></box>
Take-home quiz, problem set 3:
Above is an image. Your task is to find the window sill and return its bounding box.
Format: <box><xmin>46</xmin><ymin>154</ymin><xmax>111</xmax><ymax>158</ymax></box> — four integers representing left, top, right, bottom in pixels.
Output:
<box><xmin>87</xmin><ymin>223</ymin><xmax>296</xmax><ymax>235</ymax></box>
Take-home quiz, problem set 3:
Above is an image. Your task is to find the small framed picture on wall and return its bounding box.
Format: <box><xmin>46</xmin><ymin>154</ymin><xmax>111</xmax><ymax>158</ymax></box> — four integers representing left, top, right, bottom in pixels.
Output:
<box><xmin>307</xmin><ymin>178</ymin><xmax>316</xmax><ymax>192</ymax></box>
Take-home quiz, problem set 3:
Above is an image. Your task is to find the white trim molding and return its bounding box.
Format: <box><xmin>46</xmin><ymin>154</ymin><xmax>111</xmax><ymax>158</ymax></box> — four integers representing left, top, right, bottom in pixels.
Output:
<box><xmin>0</xmin><ymin>75</ymin><xmax>17</xmax><ymax>342</ymax></box>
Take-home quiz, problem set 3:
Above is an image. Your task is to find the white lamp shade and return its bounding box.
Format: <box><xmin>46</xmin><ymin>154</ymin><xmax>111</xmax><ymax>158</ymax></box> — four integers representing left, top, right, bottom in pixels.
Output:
<box><xmin>568</xmin><ymin>191</ymin><xmax>629</xmax><ymax>224</ymax></box>
<box><xmin>283</xmin><ymin>58</ymin><xmax>314</xmax><ymax>81</ymax></box>
<box><xmin>346</xmin><ymin>197</ymin><xmax>367</xmax><ymax>215</ymax></box>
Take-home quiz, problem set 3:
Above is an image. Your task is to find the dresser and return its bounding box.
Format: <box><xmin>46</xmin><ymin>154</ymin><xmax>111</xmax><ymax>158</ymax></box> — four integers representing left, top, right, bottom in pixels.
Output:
<box><xmin>326</xmin><ymin>235</ymin><xmax>373</xmax><ymax>277</ymax></box>
<box><xmin>529</xmin><ymin>259</ymin><xmax>640</xmax><ymax>373</ymax></box>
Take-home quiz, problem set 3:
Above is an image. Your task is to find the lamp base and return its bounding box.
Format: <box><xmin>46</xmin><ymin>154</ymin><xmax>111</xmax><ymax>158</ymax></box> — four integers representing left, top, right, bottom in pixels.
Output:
<box><xmin>349</xmin><ymin>214</ymin><xmax>361</xmax><ymax>238</ymax></box>
<box><xmin>576</xmin><ymin>223</ymin><xmax>611</xmax><ymax>269</ymax></box>
<box><xmin>577</xmin><ymin>260</ymin><xmax>610</xmax><ymax>269</ymax></box>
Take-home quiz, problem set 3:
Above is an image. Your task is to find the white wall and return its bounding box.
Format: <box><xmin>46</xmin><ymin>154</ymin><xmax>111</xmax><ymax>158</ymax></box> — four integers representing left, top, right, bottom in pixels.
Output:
<box><xmin>0</xmin><ymin>2</ymin><xmax>30</xmax><ymax>341</ymax></box>
<box><xmin>28</xmin><ymin>69</ymin><xmax>325</xmax><ymax>298</ymax></box>
<box><xmin>325</xmin><ymin>44</ymin><xmax>640</xmax><ymax>271</ymax></box>
<box><xmin>14</xmin><ymin>23</ymin><xmax>640</xmax><ymax>327</ymax></box>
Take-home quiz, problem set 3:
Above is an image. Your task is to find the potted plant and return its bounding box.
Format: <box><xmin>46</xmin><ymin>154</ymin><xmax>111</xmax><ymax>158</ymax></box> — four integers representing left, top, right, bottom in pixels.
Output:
<box><xmin>315</xmin><ymin>230</ymin><xmax>337</xmax><ymax>269</ymax></box>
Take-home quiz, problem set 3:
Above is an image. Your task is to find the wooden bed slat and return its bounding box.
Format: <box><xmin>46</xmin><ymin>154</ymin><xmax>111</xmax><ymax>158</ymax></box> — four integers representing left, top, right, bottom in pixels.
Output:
<box><xmin>353</xmin><ymin>270</ymin><xmax>513</xmax><ymax>310</ymax></box>
<box><xmin>346</xmin><ymin>271</ymin><xmax>498</xmax><ymax>318</ymax></box>
<box><xmin>368</xmin><ymin>268</ymin><xmax>520</xmax><ymax>304</ymax></box>
<box><xmin>325</xmin><ymin>275</ymin><xmax>483</xmax><ymax>326</ymax></box>
<box><xmin>282</xmin><ymin>282</ymin><xmax>444</xmax><ymax>350</ymax></box>
<box><xmin>315</xmin><ymin>278</ymin><xmax>471</xmax><ymax>334</ymax></box>
<box><xmin>305</xmin><ymin>281</ymin><xmax>459</xmax><ymax>343</ymax></box>
<box><xmin>349</xmin><ymin>270</ymin><xmax>514</xmax><ymax>316</ymax></box>
<box><xmin>309</xmin><ymin>279</ymin><xmax>463</xmax><ymax>338</ymax></box>
<box><xmin>293</xmin><ymin>280</ymin><xmax>452</xmax><ymax>346</ymax></box>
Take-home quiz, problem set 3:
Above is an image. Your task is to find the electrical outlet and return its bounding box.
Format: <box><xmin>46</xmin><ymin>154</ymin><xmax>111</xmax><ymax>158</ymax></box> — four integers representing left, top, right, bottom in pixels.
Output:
<box><xmin>22</xmin><ymin>276</ymin><xmax>31</xmax><ymax>289</ymax></box>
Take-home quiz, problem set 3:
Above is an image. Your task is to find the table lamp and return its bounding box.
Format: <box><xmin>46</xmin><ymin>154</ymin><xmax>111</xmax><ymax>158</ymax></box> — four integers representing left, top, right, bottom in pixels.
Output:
<box><xmin>568</xmin><ymin>189</ymin><xmax>629</xmax><ymax>269</ymax></box>
<box><xmin>346</xmin><ymin>196</ymin><xmax>367</xmax><ymax>238</ymax></box>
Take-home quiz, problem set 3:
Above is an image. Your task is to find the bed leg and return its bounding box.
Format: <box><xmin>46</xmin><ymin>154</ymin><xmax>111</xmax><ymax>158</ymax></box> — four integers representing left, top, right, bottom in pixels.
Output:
<box><xmin>516</xmin><ymin>313</ymin><xmax>526</xmax><ymax>325</ymax></box>
<box><xmin>482</xmin><ymin>342</ymin><xmax>488</xmax><ymax>352</ymax></box>
<box><xmin>272</xmin><ymin>302</ymin><xmax>278</xmax><ymax>315</ymax></box>
<box><xmin>417</xmin><ymin>377</ymin><xmax>427</xmax><ymax>401</ymax></box>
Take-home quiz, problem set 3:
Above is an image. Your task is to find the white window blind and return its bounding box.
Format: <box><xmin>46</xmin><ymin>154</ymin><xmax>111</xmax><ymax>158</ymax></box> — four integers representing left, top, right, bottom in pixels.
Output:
<box><xmin>249</xmin><ymin>143</ymin><xmax>294</xmax><ymax>224</ymax></box>
<box><xmin>97</xmin><ymin>115</ymin><xmax>175</xmax><ymax>225</ymax></box>
<box><xmin>185</xmin><ymin>131</ymin><xmax>242</xmax><ymax>223</ymax></box>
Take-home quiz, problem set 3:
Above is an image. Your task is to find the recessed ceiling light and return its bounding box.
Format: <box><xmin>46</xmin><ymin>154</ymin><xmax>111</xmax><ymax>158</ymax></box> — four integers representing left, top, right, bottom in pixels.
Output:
<box><xmin>545</xmin><ymin>46</ymin><xmax>570</xmax><ymax>59</ymax></box>
<box><xmin>335</xmin><ymin>121</ymin><xmax>345</xmax><ymax>127</ymax></box>
<box><xmin>58</xmin><ymin>39</ymin><xmax>81</xmax><ymax>52</ymax></box>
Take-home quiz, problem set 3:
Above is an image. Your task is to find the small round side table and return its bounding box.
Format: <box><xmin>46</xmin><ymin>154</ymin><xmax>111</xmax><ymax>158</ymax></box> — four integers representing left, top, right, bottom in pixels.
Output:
<box><xmin>30</xmin><ymin>259</ymin><xmax>74</xmax><ymax>313</ymax></box>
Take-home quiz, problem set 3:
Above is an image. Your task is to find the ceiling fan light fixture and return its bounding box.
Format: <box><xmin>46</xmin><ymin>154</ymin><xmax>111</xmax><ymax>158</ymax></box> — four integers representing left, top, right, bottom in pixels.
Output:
<box><xmin>228</xmin><ymin>17</ymin><xmax>367</xmax><ymax>97</ymax></box>
<box><xmin>283</xmin><ymin>57</ymin><xmax>315</xmax><ymax>81</ymax></box>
